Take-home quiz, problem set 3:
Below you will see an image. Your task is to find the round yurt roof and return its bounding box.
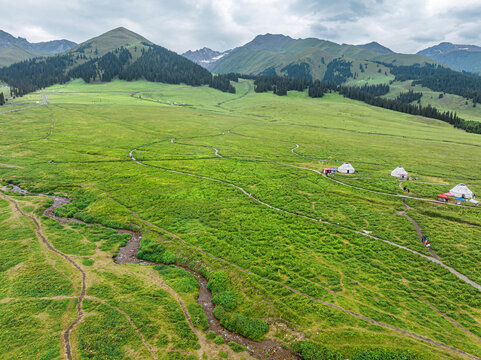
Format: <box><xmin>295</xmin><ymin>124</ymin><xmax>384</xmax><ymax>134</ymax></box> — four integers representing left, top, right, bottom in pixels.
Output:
<box><xmin>338</xmin><ymin>162</ymin><xmax>355</xmax><ymax>173</ymax></box>
<box><xmin>391</xmin><ymin>166</ymin><xmax>408</xmax><ymax>177</ymax></box>
<box><xmin>450</xmin><ymin>183</ymin><xmax>474</xmax><ymax>199</ymax></box>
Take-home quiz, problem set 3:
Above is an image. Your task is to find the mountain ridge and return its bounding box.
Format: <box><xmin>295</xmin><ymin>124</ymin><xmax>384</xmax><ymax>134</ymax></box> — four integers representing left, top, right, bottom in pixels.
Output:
<box><xmin>357</xmin><ymin>41</ymin><xmax>394</xmax><ymax>54</ymax></box>
<box><xmin>211</xmin><ymin>33</ymin><xmax>436</xmax><ymax>82</ymax></box>
<box><xmin>417</xmin><ymin>42</ymin><xmax>481</xmax><ymax>72</ymax></box>
<box><xmin>0</xmin><ymin>29</ymin><xmax>76</xmax><ymax>67</ymax></box>
<box><xmin>182</xmin><ymin>47</ymin><xmax>230</xmax><ymax>70</ymax></box>
<box><xmin>0</xmin><ymin>27</ymin><xmax>235</xmax><ymax>96</ymax></box>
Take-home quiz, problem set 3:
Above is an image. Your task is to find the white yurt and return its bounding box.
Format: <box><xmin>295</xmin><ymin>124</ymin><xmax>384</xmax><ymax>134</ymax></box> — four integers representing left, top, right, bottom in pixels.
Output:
<box><xmin>391</xmin><ymin>166</ymin><xmax>409</xmax><ymax>178</ymax></box>
<box><xmin>338</xmin><ymin>162</ymin><xmax>355</xmax><ymax>174</ymax></box>
<box><xmin>450</xmin><ymin>183</ymin><xmax>474</xmax><ymax>199</ymax></box>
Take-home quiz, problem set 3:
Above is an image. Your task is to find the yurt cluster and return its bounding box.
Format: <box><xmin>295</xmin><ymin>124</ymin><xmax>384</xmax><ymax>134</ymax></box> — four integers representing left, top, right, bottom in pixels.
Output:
<box><xmin>324</xmin><ymin>163</ymin><xmax>478</xmax><ymax>206</ymax></box>
<box><xmin>390</xmin><ymin>166</ymin><xmax>478</xmax><ymax>205</ymax></box>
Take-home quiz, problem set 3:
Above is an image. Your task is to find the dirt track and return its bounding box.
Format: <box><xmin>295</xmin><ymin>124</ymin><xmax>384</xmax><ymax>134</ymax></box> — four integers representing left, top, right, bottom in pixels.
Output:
<box><xmin>0</xmin><ymin>193</ymin><xmax>85</xmax><ymax>360</ymax></box>
<box><xmin>126</xmin><ymin>147</ymin><xmax>481</xmax><ymax>359</ymax></box>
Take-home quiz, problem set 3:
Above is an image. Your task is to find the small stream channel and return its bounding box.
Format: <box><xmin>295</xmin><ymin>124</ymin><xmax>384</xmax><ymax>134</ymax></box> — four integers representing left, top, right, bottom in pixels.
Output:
<box><xmin>1</xmin><ymin>184</ymin><xmax>299</xmax><ymax>360</ymax></box>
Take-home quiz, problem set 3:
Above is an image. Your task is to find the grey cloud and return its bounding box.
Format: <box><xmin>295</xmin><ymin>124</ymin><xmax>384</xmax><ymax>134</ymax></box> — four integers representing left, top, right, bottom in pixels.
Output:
<box><xmin>409</xmin><ymin>35</ymin><xmax>442</xmax><ymax>44</ymax></box>
<box><xmin>0</xmin><ymin>0</ymin><xmax>480</xmax><ymax>54</ymax></box>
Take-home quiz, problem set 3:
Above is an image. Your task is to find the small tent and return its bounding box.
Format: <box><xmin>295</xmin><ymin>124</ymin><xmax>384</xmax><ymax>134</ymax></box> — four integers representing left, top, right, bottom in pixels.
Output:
<box><xmin>338</xmin><ymin>162</ymin><xmax>355</xmax><ymax>174</ymax></box>
<box><xmin>450</xmin><ymin>183</ymin><xmax>474</xmax><ymax>199</ymax></box>
<box><xmin>323</xmin><ymin>167</ymin><xmax>337</xmax><ymax>174</ymax></box>
<box><xmin>437</xmin><ymin>194</ymin><xmax>449</xmax><ymax>201</ymax></box>
<box><xmin>391</xmin><ymin>166</ymin><xmax>409</xmax><ymax>178</ymax></box>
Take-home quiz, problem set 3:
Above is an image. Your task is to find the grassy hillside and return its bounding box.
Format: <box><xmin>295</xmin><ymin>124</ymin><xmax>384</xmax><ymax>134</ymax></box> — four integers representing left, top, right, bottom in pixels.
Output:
<box><xmin>0</xmin><ymin>30</ymin><xmax>76</xmax><ymax>68</ymax></box>
<box><xmin>0</xmin><ymin>27</ymin><xmax>223</xmax><ymax>97</ymax></box>
<box><xmin>68</xmin><ymin>27</ymin><xmax>152</xmax><ymax>58</ymax></box>
<box><xmin>212</xmin><ymin>34</ymin><xmax>436</xmax><ymax>80</ymax></box>
<box><xmin>0</xmin><ymin>45</ymin><xmax>42</xmax><ymax>67</ymax></box>
<box><xmin>1</xmin><ymin>79</ymin><xmax>481</xmax><ymax>359</ymax></box>
<box><xmin>384</xmin><ymin>80</ymin><xmax>481</xmax><ymax>123</ymax></box>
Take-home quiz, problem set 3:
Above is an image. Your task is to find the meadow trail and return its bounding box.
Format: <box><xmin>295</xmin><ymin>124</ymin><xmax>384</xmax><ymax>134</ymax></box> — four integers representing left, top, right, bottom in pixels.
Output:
<box><xmin>400</xmin><ymin>209</ymin><xmax>440</xmax><ymax>260</ymax></box>
<box><xmin>127</xmin><ymin>148</ymin><xmax>481</xmax><ymax>359</ymax></box>
<box><xmin>1</xmin><ymin>186</ymin><xmax>261</xmax><ymax>360</ymax></box>
<box><xmin>0</xmin><ymin>103</ymin><xmax>43</xmax><ymax>114</ymax></box>
<box><xmin>0</xmin><ymin>192</ymin><xmax>85</xmax><ymax>360</ymax></box>
<box><xmin>404</xmin><ymin>283</ymin><xmax>481</xmax><ymax>345</ymax></box>
<box><xmin>216</xmin><ymin>80</ymin><xmax>254</xmax><ymax>108</ymax></box>
<box><xmin>129</xmin><ymin>143</ymin><xmax>481</xmax><ymax>293</ymax></box>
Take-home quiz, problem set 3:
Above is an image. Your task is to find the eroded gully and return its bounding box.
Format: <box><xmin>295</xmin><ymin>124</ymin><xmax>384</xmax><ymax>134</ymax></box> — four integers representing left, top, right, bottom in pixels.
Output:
<box><xmin>2</xmin><ymin>185</ymin><xmax>297</xmax><ymax>360</ymax></box>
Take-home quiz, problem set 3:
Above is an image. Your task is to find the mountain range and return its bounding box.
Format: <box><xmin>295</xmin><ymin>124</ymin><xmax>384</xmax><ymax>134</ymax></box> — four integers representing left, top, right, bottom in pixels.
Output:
<box><xmin>2</xmin><ymin>26</ymin><xmax>481</xmax><ymax>108</ymax></box>
<box><xmin>183</xmin><ymin>34</ymin><xmax>441</xmax><ymax>84</ymax></box>
<box><xmin>183</xmin><ymin>37</ymin><xmax>481</xmax><ymax>76</ymax></box>
<box><xmin>204</xmin><ymin>34</ymin><xmax>435</xmax><ymax>83</ymax></box>
<box><xmin>182</xmin><ymin>47</ymin><xmax>230</xmax><ymax>70</ymax></box>
<box><xmin>0</xmin><ymin>29</ymin><xmax>76</xmax><ymax>67</ymax></box>
<box><xmin>0</xmin><ymin>27</ymin><xmax>235</xmax><ymax>96</ymax></box>
<box><xmin>417</xmin><ymin>42</ymin><xmax>481</xmax><ymax>72</ymax></box>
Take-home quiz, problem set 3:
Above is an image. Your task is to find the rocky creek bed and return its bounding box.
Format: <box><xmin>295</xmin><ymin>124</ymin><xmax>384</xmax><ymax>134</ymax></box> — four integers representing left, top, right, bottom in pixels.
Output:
<box><xmin>1</xmin><ymin>184</ymin><xmax>299</xmax><ymax>360</ymax></box>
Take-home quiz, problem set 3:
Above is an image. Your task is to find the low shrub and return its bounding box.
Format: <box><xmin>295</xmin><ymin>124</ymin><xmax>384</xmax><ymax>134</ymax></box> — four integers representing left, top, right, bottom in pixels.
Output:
<box><xmin>212</xmin><ymin>290</ymin><xmax>238</xmax><ymax>312</ymax></box>
<box><xmin>187</xmin><ymin>303</ymin><xmax>209</xmax><ymax>330</ymax></box>
<box><xmin>352</xmin><ymin>348</ymin><xmax>421</xmax><ymax>360</ymax></box>
<box><xmin>214</xmin><ymin>335</ymin><xmax>224</xmax><ymax>345</ymax></box>
<box><xmin>292</xmin><ymin>341</ymin><xmax>342</xmax><ymax>360</ymax></box>
<box><xmin>220</xmin><ymin>313</ymin><xmax>268</xmax><ymax>341</ymax></box>
<box><xmin>228</xmin><ymin>341</ymin><xmax>245</xmax><ymax>353</ymax></box>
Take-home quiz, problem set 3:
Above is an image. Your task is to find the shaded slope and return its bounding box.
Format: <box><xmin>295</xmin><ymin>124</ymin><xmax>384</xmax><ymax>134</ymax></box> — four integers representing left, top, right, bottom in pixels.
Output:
<box><xmin>0</xmin><ymin>29</ymin><xmax>76</xmax><ymax>67</ymax></box>
<box><xmin>212</xmin><ymin>34</ymin><xmax>436</xmax><ymax>80</ymax></box>
<box><xmin>0</xmin><ymin>27</ymin><xmax>234</xmax><ymax>96</ymax></box>
<box><xmin>357</xmin><ymin>41</ymin><xmax>394</xmax><ymax>54</ymax></box>
<box><xmin>68</xmin><ymin>27</ymin><xmax>151</xmax><ymax>58</ymax></box>
<box><xmin>418</xmin><ymin>42</ymin><xmax>481</xmax><ymax>72</ymax></box>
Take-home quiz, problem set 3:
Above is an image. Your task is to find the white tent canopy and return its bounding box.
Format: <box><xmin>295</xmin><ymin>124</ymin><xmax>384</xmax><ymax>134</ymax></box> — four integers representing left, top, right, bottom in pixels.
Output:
<box><xmin>391</xmin><ymin>166</ymin><xmax>409</xmax><ymax>178</ymax></box>
<box><xmin>450</xmin><ymin>183</ymin><xmax>474</xmax><ymax>199</ymax></box>
<box><xmin>338</xmin><ymin>162</ymin><xmax>355</xmax><ymax>174</ymax></box>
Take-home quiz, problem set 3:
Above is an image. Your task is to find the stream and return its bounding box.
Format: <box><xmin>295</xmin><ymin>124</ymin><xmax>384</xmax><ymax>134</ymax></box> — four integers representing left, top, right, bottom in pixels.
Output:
<box><xmin>1</xmin><ymin>184</ymin><xmax>299</xmax><ymax>360</ymax></box>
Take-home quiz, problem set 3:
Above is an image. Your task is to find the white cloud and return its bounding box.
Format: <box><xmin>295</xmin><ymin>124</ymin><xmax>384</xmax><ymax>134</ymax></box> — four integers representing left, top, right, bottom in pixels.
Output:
<box><xmin>0</xmin><ymin>0</ymin><xmax>480</xmax><ymax>53</ymax></box>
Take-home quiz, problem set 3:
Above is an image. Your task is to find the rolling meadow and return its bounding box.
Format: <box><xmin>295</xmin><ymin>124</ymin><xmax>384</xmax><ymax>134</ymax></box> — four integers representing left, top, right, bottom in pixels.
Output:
<box><xmin>1</xmin><ymin>78</ymin><xmax>481</xmax><ymax>359</ymax></box>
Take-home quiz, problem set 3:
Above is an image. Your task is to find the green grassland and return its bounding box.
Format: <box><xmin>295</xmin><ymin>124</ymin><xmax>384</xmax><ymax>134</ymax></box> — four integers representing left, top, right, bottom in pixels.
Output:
<box><xmin>1</xmin><ymin>79</ymin><xmax>481</xmax><ymax>359</ymax></box>
<box><xmin>68</xmin><ymin>27</ymin><xmax>152</xmax><ymax>58</ymax></box>
<box><xmin>385</xmin><ymin>80</ymin><xmax>481</xmax><ymax>123</ymax></box>
<box><xmin>0</xmin><ymin>45</ymin><xmax>45</xmax><ymax>68</ymax></box>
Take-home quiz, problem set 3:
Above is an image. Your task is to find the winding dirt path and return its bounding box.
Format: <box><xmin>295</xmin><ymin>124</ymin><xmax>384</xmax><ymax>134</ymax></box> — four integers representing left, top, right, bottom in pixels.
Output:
<box><xmin>126</xmin><ymin>149</ymin><xmax>481</xmax><ymax>359</ymax></box>
<box><xmin>0</xmin><ymin>104</ymin><xmax>43</xmax><ymax>115</ymax></box>
<box><xmin>400</xmin><ymin>209</ymin><xmax>440</xmax><ymax>260</ymax></box>
<box><xmin>129</xmin><ymin>148</ymin><xmax>481</xmax><ymax>292</ymax></box>
<box><xmin>1</xmin><ymin>191</ymin><xmax>161</xmax><ymax>360</ymax></box>
<box><xmin>0</xmin><ymin>193</ymin><xmax>85</xmax><ymax>360</ymax></box>
<box><xmin>3</xmin><ymin>186</ymin><xmax>257</xmax><ymax>359</ymax></box>
<box><xmin>403</xmin><ymin>282</ymin><xmax>481</xmax><ymax>345</ymax></box>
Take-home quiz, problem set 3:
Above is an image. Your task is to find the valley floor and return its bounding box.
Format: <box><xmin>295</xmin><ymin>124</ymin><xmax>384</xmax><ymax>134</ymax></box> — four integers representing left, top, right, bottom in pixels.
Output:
<box><xmin>1</xmin><ymin>79</ymin><xmax>481</xmax><ymax>360</ymax></box>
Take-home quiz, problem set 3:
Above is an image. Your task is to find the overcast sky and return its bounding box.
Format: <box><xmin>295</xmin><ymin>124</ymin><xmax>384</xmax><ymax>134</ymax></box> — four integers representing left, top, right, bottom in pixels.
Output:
<box><xmin>1</xmin><ymin>0</ymin><xmax>481</xmax><ymax>54</ymax></box>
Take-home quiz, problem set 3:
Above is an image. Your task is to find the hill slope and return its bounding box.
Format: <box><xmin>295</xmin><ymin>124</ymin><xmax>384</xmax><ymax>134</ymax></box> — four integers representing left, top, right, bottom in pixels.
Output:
<box><xmin>212</xmin><ymin>34</ymin><xmax>436</xmax><ymax>82</ymax></box>
<box><xmin>0</xmin><ymin>29</ymin><xmax>76</xmax><ymax>67</ymax></box>
<box><xmin>357</xmin><ymin>41</ymin><xmax>394</xmax><ymax>54</ymax></box>
<box><xmin>0</xmin><ymin>27</ymin><xmax>234</xmax><ymax>96</ymax></box>
<box><xmin>418</xmin><ymin>42</ymin><xmax>481</xmax><ymax>72</ymax></box>
<box><xmin>68</xmin><ymin>27</ymin><xmax>151</xmax><ymax>58</ymax></box>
